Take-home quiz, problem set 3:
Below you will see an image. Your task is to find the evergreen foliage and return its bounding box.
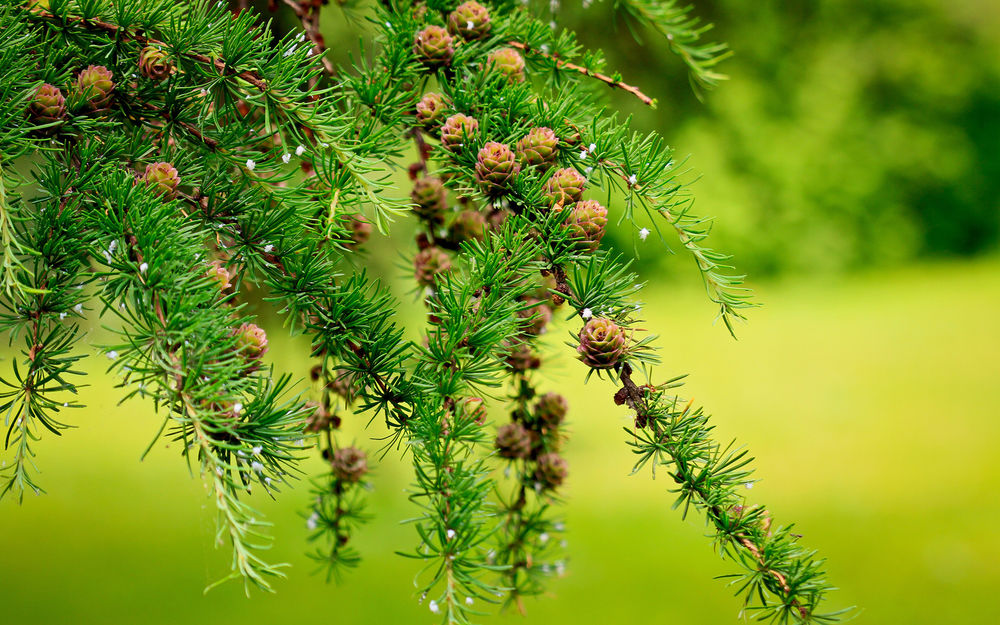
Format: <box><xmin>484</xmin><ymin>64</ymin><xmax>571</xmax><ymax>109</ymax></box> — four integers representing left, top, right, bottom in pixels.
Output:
<box><xmin>0</xmin><ymin>0</ymin><xmax>847</xmax><ymax>622</ymax></box>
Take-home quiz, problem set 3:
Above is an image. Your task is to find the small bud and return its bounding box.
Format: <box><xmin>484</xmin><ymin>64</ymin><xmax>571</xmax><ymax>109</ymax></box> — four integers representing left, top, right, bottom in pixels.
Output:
<box><xmin>447</xmin><ymin>1</ymin><xmax>491</xmax><ymax>41</ymax></box>
<box><xmin>543</xmin><ymin>168</ymin><xmax>587</xmax><ymax>206</ymax></box>
<box><xmin>577</xmin><ymin>317</ymin><xmax>628</xmax><ymax>369</ymax></box>
<box><xmin>495</xmin><ymin>422</ymin><xmax>532</xmax><ymax>459</ymax></box>
<box><xmin>566</xmin><ymin>199</ymin><xmax>608</xmax><ymax>252</ymax></box>
<box><xmin>29</xmin><ymin>84</ymin><xmax>66</xmax><ymax>123</ymax></box>
<box><xmin>74</xmin><ymin>65</ymin><xmax>115</xmax><ymax>110</ymax></box>
<box><xmin>330</xmin><ymin>446</ymin><xmax>368</xmax><ymax>483</ymax></box>
<box><xmin>413</xmin><ymin>25</ymin><xmax>454</xmax><ymax>68</ymax></box>
<box><xmin>534</xmin><ymin>392</ymin><xmax>568</xmax><ymax>430</ymax></box>
<box><xmin>233</xmin><ymin>322</ymin><xmax>268</xmax><ymax>362</ymax></box>
<box><xmin>450</xmin><ymin>209</ymin><xmax>487</xmax><ymax>242</ymax></box>
<box><xmin>485</xmin><ymin>47</ymin><xmax>526</xmax><ymax>83</ymax></box>
<box><xmin>206</xmin><ymin>260</ymin><xmax>235</xmax><ymax>296</ymax></box>
<box><xmin>142</xmin><ymin>161</ymin><xmax>180</xmax><ymax>199</ymax></box>
<box><xmin>414</xmin><ymin>247</ymin><xmax>452</xmax><ymax>287</ymax></box>
<box><xmin>475</xmin><ymin>141</ymin><xmax>520</xmax><ymax>196</ymax></box>
<box><xmin>440</xmin><ymin>113</ymin><xmax>479</xmax><ymax>152</ymax></box>
<box><xmin>411</xmin><ymin>177</ymin><xmax>448</xmax><ymax>222</ymax></box>
<box><xmin>138</xmin><ymin>46</ymin><xmax>172</xmax><ymax>81</ymax></box>
<box><xmin>516</xmin><ymin>127</ymin><xmax>559</xmax><ymax>168</ymax></box>
<box><xmin>416</xmin><ymin>92</ymin><xmax>447</xmax><ymax>128</ymax></box>
<box><xmin>534</xmin><ymin>453</ymin><xmax>568</xmax><ymax>490</ymax></box>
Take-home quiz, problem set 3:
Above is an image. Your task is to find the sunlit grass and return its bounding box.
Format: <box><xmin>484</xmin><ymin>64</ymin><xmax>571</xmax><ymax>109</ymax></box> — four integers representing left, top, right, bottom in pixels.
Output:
<box><xmin>1</xmin><ymin>257</ymin><xmax>997</xmax><ymax>624</ymax></box>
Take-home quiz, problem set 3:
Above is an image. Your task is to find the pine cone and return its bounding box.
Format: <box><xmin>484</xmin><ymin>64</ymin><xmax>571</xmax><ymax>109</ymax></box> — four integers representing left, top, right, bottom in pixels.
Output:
<box><xmin>414</xmin><ymin>247</ymin><xmax>452</xmax><ymax>287</ymax></box>
<box><xmin>577</xmin><ymin>317</ymin><xmax>627</xmax><ymax>369</ymax></box>
<box><xmin>413</xmin><ymin>25</ymin><xmax>454</xmax><ymax>67</ymax></box>
<box><xmin>331</xmin><ymin>446</ymin><xmax>368</xmax><ymax>483</ymax></box>
<box><xmin>543</xmin><ymin>168</ymin><xmax>586</xmax><ymax>206</ymax></box>
<box><xmin>447</xmin><ymin>1</ymin><xmax>491</xmax><ymax>41</ymax></box>
<box><xmin>516</xmin><ymin>127</ymin><xmax>559</xmax><ymax>168</ymax></box>
<box><xmin>440</xmin><ymin>113</ymin><xmax>479</xmax><ymax>152</ymax></box>
<box><xmin>206</xmin><ymin>260</ymin><xmax>235</xmax><ymax>296</ymax></box>
<box><xmin>475</xmin><ymin>141</ymin><xmax>520</xmax><ymax>196</ymax></box>
<box><xmin>450</xmin><ymin>209</ymin><xmax>487</xmax><ymax>242</ymax></box>
<box><xmin>233</xmin><ymin>322</ymin><xmax>269</xmax><ymax>362</ymax></box>
<box><xmin>29</xmin><ymin>83</ymin><xmax>66</xmax><ymax>123</ymax></box>
<box><xmin>486</xmin><ymin>47</ymin><xmax>525</xmax><ymax>83</ymax></box>
<box><xmin>534</xmin><ymin>453</ymin><xmax>568</xmax><ymax>490</ymax></box>
<box><xmin>344</xmin><ymin>214</ymin><xmax>372</xmax><ymax>249</ymax></box>
<box><xmin>75</xmin><ymin>65</ymin><xmax>114</xmax><ymax>110</ymax></box>
<box><xmin>411</xmin><ymin>177</ymin><xmax>448</xmax><ymax>222</ymax></box>
<box><xmin>495</xmin><ymin>422</ymin><xmax>532</xmax><ymax>459</ymax></box>
<box><xmin>143</xmin><ymin>161</ymin><xmax>180</xmax><ymax>199</ymax></box>
<box><xmin>416</xmin><ymin>92</ymin><xmax>447</xmax><ymax>128</ymax></box>
<box><xmin>566</xmin><ymin>199</ymin><xmax>608</xmax><ymax>252</ymax></box>
<box><xmin>139</xmin><ymin>46</ymin><xmax>171</xmax><ymax>81</ymax></box>
<box><xmin>534</xmin><ymin>392</ymin><xmax>568</xmax><ymax>430</ymax></box>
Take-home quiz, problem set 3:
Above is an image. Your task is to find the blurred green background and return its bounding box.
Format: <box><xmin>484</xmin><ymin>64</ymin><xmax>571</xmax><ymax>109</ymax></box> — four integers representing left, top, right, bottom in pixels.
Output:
<box><xmin>3</xmin><ymin>0</ymin><xmax>1000</xmax><ymax>623</ymax></box>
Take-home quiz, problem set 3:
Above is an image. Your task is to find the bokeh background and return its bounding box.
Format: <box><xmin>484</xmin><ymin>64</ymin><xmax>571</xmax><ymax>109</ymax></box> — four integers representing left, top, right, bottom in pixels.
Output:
<box><xmin>2</xmin><ymin>0</ymin><xmax>999</xmax><ymax>623</ymax></box>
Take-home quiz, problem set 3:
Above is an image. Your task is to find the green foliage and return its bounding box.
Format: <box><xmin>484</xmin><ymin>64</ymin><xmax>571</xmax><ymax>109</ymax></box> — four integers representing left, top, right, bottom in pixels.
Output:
<box><xmin>0</xmin><ymin>0</ymin><xmax>845</xmax><ymax>623</ymax></box>
<box><xmin>564</xmin><ymin>0</ymin><xmax>1000</xmax><ymax>273</ymax></box>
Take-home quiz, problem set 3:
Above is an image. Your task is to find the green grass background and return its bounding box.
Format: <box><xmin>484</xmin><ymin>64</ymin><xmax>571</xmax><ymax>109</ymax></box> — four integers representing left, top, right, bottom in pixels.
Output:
<box><xmin>2</xmin><ymin>256</ymin><xmax>998</xmax><ymax>624</ymax></box>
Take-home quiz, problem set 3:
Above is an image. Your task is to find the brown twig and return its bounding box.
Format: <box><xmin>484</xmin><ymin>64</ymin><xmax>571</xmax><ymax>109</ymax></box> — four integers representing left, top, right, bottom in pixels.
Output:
<box><xmin>508</xmin><ymin>41</ymin><xmax>656</xmax><ymax>108</ymax></box>
<box><xmin>277</xmin><ymin>0</ymin><xmax>336</xmax><ymax>77</ymax></box>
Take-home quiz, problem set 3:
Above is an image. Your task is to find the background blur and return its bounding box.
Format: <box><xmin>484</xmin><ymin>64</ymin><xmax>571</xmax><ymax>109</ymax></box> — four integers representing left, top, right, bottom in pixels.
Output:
<box><xmin>2</xmin><ymin>0</ymin><xmax>999</xmax><ymax>623</ymax></box>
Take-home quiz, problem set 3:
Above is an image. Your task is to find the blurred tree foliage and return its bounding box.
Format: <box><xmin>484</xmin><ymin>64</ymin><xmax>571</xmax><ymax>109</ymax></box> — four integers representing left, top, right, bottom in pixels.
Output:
<box><xmin>563</xmin><ymin>0</ymin><xmax>1000</xmax><ymax>274</ymax></box>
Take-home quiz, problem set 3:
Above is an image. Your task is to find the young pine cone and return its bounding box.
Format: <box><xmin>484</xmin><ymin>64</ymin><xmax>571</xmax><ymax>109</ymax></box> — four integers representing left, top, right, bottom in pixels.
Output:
<box><xmin>566</xmin><ymin>199</ymin><xmax>608</xmax><ymax>252</ymax></box>
<box><xmin>543</xmin><ymin>168</ymin><xmax>587</xmax><ymax>206</ymax></box>
<box><xmin>495</xmin><ymin>422</ymin><xmax>532</xmax><ymax>459</ymax></box>
<box><xmin>447</xmin><ymin>1</ymin><xmax>491</xmax><ymax>41</ymax></box>
<box><xmin>505</xmin><ymin>340</ymin><xmax>541</xmax><ymax>372</ymax></box>
<box><xmin>206</xmin><ymin>260</ymin><xmax>235</xmax><ymax>296</ymax></box>
<box><xmin>29</xmin><ymin>84</ymin><xmax>66</xmax><ymax>123</ymax></box>
<box><xmin>233</xmin><ymin>322</ymin><xmax>269</xmax><ymax>362</ymax></box>
<box><xmin>450</xmin><ymin>209</ymin><xmax>487</xmax><ymax>242</ymax></box>
<box><xmin>534</xmin><ymin>392</ymin><xmax>568</xmax><ymax>430</ymax></box>
<box><xmin>138</xmin><ymin>46</ymin><xmax>172</xmax><ymax>81</ymax></box>
<box><xmin>416</xmin><ymin>92</ymin><xmax>447</xmax><ymax>128</ymax></box>
<box><xmin>331</xmin><ymin>446</ymin><xmax>368</xmax><ymax>483</ymax></box>
<box><xmin>344</xmin><ymin>214</ymin><xmax>372</xmax><ymax>249</ymax></box>
<box><xmin>516</xmin><ymin>127</ymin><xmax>559</xmax><ymax>169</ymax></box>
<box><xmin>440</xmin><ymin>113</ymin><xmax>479</xmax><ymax>152</ymax></box>
<box><xmin>577</xmin><ymin>317</ymin><xmax>627</xmax><ymax>369</ymax></box>
<box><xmin>74</xmin><ymin>65</ymin><xmax>114</xmax><ymax>110</ymax></box>
<box><xmin>475</xmin><ymin>142</ymin><xmax>520</xmax><ymax>197</ymax></box>
<box><xmin>304</xmin><ymin>400</ymin><xmax>337</xmax><ymax>433</ymax></box>
<box><xmin>486</xmin><ymin>47</ymin><xmax>525</xmax><ymax>83</ymax></box>
<box><xmin>413</xmin><ymin>25</ymin><xmax>454</xmax><ymax>67</ymax></box>
<box><xmin>414</xmin><ymin>247</ymin><xmax>452</xmax><ymax>287</ymax></box>
<box><xmin>411</xmin><ymin>177</ymin><xmax>448</xmax><ymax>222</ymax></box>
<box><xmin>143</xmin><ymin>162</ymin><xmax>180</xmax><ymax>199</ymax></box>
<box><xmin>461</xmin><ymin>397</ymin><xmax>487</xmax><ymax>425</ymax></box>
<box><xmin>534</xmin><ymin>453</ymin><xmax>568</xmax><ymax>490</ymax></box>
<box><xmin>517</xmin><ymin>297</ymin><xmax>552</xmax><ymax>335</ymax></box>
